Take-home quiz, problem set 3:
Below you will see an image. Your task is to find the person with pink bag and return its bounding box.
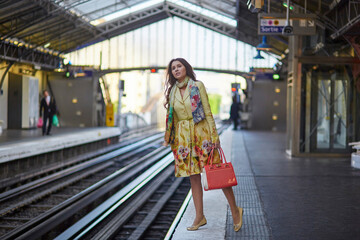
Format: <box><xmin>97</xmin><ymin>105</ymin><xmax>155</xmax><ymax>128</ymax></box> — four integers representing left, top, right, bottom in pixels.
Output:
<box><xmin>163</xmin><ymin>58</ymin><xmax>243</xmax><ymax>232</ymax></box>
<box><xmin>39</xmin><ymin>90</ymin><xmax>57</xmax><ymax>136</ymax></box>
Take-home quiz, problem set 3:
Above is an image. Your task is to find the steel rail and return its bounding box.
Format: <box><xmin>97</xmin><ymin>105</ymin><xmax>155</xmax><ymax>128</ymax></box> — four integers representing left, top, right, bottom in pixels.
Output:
<box><xmin>2</xmin><ymin>123</ymin><xmax>228</xmax><ymax>239</ymax></box>
<box><xmin>0</xmin><ymin>133</ymin><xmax>163</xmax><ymax>203</ymax></box>
<box><xmin>126</xmin><ymin>175</ymin><xmax>183</xmax><ymax>240</ymax></box>
<box><xmin>0</xmin><ymin>129</ymin><xmax>160</xmax><ymax>191</ymax></box>
<box><xmin>58</xmin><ymin>123</ymin><xmax>229</xmax><ymax>240</ymax></box>
<box><xmin>0</xmin><ymin>142</ymin><xmax>169</xmax><ymax>240</ymax></box>
<box><xmin>56</xmin><ymin>153</ymin><xmax>174</xmax><ymax>240</ymax></box>
<box><xmin>164</xmin><ymin>189</ymin><xmax>192</xmax><ymax>240</ymax></box>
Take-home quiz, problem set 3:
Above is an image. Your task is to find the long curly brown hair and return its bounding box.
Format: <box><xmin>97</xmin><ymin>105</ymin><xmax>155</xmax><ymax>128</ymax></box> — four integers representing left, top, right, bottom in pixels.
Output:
<box><xmin>164</xmin><ymin>58</ymin><xmax>196</xmax><ymax>109</ymax></box>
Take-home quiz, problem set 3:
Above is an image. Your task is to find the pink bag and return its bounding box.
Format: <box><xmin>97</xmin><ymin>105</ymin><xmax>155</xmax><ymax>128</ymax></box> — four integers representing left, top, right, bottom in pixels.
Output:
<box><xmin>37</xmin><ymin>117</ymin><xmax>43</xmax><ymax>128</ymax></box>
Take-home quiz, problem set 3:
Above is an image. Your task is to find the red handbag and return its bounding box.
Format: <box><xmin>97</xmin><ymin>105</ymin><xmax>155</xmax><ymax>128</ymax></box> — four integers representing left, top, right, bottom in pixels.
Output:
<box><xmin>202</xmin><ymin>147</ymin><xmax>238</xmax><ymax>191</ymax></box>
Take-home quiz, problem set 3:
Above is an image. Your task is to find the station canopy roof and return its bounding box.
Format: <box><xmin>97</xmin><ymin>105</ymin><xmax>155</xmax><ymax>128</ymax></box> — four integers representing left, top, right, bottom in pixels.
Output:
<box><xmin>0</xmin><ymin>0</ymin><xmax>359</xmax><ymax>58</ymax></box>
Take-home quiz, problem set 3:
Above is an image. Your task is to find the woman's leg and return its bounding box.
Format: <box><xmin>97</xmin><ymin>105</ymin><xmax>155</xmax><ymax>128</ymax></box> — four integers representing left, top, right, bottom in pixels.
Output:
<box><xmin>189</xmin><ymin>174</ymin><xmax>204</xmax><ymax>224</ymax></box>
<box><xmin>222</xmin><ymin>187</ymin><xmax>240</xmax><ymax>223</ymax></box>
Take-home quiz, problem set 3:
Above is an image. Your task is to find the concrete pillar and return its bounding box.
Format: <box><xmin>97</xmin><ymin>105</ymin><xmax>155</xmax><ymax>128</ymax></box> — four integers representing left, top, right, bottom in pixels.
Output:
<box><xmin>286</xmin><ymin>35</ymin><xmax>302</xmax><ymax>156</ymax></box>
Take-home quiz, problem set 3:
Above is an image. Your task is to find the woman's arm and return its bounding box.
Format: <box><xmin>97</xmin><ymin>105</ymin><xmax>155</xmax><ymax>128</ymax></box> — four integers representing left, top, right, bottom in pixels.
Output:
<box><xmin>197</xmin><ymin>81</ymin><xmax>219</xmax><ymax>145</ymax></box>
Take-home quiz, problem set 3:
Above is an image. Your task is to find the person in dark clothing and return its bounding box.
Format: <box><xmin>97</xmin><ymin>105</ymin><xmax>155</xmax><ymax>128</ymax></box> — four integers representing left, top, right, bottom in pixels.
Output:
<box><xmin>40</xmin><ymin>90</ymin><xmax>57</xmax><ymax>136</ymax></box>
<box><xmin>230</xmin><ymin>96</ymin><xmax>240</xmax><ymax>130</ymax></box>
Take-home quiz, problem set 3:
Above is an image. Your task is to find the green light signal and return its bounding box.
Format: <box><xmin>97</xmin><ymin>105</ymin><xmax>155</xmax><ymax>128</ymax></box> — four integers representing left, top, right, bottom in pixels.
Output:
<box><xmin>273</xmin><ymin>74</ymin><xmax>280</xmax><ymax>80</ymax></box>
<box><xmin>282</xmin><ymin>2</ymin><xmax>294</xmax><ymax>10</ymax></box>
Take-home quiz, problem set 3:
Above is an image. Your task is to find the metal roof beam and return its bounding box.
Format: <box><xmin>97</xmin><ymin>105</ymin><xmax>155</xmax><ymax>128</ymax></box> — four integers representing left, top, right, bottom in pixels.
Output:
<box><xmin>1</xmin><ymin>13</ymin><xmax>53</xmax><ymax>40</ymax></box>
<box><xmin>62</xmin><ymin>1</ymin><xmax>269</xmax><ymax>53</ymax></box>
<box><xmin>0</xmin><ymin>4</ymin><xmax>39</xmax><ymax>25</ymax></box>
<box><xmin>0</xmin><ymin>0</ymin><xmax>29</xmax><ymax>14</ymax></box>
<box><xmin>63</xmin><ymin>2</ymin><xmax>169</xmax><ymax>52</ymax></box>
<box><xmin>17</xmin><ymin>18</ymin><xmax>72</xmax><ymax>39</ymax></box>
<box><xmin>32</xmin><ymin>0</ymin><xmax>103</xmax><ymax>37</ymax></box>
<box><xmin>166</xmin><ymin>2</ymin><xmax>257</xmax><ymax>45</ymax></box>
<box><xmin>328</xmin><ymin>0</ymin><xmax>360</xmax><ymax>38</ymax></box>
<box><xmin>288</xmin><ymin>2</ymin><xmax>337</xmax><ymax>31</ymax></box>
<box><xmin>0</xmin><ymin>40</ymin><xmax>62</xmax><ymax>69</ymax></box>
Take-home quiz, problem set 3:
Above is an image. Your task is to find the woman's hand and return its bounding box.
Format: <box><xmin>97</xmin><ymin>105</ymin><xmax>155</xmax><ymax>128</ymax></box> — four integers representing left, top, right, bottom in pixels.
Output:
<box><xmin>162</xmin><ymin>141</ymin><xmax>169</xmax><ymax>147</ymax></box>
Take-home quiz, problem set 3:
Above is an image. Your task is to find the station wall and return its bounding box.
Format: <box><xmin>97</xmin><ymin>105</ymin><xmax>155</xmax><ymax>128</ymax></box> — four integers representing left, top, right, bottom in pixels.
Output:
<box><xmin>47</xmin><ymin>73</ymin><xmax>105</xmax><ymax>127</ymax></box>
<box><xmin>251</xmin><ymin>80</ymin><xmax>287</xmax><ymax>131</ymax></box>
<box><xmin>0</xmin><ymin>66</ymin><xmax>8</xmax><ymax>131</ymax></box>
<box><xmin>0</xmin><ymin>63</ymin><xmax>45</xmax><ymax>130</ymax></box>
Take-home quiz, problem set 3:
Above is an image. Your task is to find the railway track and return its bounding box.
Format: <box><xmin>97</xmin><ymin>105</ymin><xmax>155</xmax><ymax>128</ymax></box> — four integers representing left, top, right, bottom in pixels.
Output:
<box><xmin>0</xmin><ymin>127</ymin><xmax>160</xmax><ymax>193</ymax></box>
<box><xmin>56</xmin><ymin>155</ymin><xmax>188</xmax><ymax>240</ymax></box>
<box><xmin>0</xmin><ymin>122</ymin><xmax>229</xmax><ymax>240</ymax></box>
<box><xmin>0</xmin><ymin>132</ymin><xmax>166</xmax><ymax>239</ymax></box>
<box><xmin>55</xmin><ymin>123</ymin><xmax>229</xmax><ymax>240</ymax></box>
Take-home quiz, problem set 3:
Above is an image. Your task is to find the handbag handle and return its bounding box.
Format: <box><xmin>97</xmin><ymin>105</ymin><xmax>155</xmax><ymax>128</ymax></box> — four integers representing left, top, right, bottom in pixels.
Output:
<box><xmin>208</xmin><ymin>146</ymin><xmax>228</xmax><ymax>166</ymax></box>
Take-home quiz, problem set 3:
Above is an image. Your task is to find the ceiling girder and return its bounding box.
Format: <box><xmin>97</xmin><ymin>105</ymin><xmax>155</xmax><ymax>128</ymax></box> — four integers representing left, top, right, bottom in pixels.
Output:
<box><xmin>1</xmin><ymin>0</ymin><xmax>294</xmax><ymax>57</ymax></box>
<box><xmin>1</xmin><ymin>13</ymin><xmax>55</xmax><ymax>40</ymax></box>
<box><xmin>61</xmin><ymin>1</ymin><xmax>287</xmax><ymax>54</ymax></box>
<box><xmin>166</xmin><ymin>2</ymin><xmax>258</xmax><ymax>47</ymax></box>
<box><xmin>0</xmin><ymin>40</ymin><xmax>61</xmax><ymax>69</ymax></box>
<box><xmin>328</xmin><ymin>0</ymin><xmax>360</xmax><ymax>38</ymax></box>
<box><xmin>32</xmin><ymin>0</ymin><xmax>102</xmax><ymax>36</ymax></box>
<box><xmin>0</xmin><ymin>4</ymin><xmax>39</xmax><ymax>25</ymax></box>
<box><xmin>0</xmin><ymin>0</ymin><xmax>28</xmax><ymax>14</ymax></box>
<box><xmin>62</xmin><ymin>2</ymin><xmax>169</xmax><ymax>52</ymax></box>
<box><xmin>17</xmin><ymin>17</ymin><xmax>72</xmax><ymax>39</ymax></box>
<box><xmin>67</xmin><ymin>1</ymin><xmax>260</xmax><ymax>52</ymax></box>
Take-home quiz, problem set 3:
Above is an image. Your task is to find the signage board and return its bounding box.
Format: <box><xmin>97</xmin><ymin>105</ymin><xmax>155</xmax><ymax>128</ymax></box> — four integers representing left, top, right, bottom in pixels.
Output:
<box><xmin>260</xmin><ymin>18</ymin><xmax>291</xmax><ymax>34</ymax></box>
<box><xmin>258</xmin><ymin>13</ymin><xmax>316</xmax><ymax>35</ymax></box>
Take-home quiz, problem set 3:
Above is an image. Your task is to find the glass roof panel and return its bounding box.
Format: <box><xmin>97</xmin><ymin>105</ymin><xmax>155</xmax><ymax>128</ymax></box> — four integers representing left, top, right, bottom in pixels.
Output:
<box><xmin>59</xmin><ymin>0</ymin><xmax>237</xmax><ymax>27</ymax></box>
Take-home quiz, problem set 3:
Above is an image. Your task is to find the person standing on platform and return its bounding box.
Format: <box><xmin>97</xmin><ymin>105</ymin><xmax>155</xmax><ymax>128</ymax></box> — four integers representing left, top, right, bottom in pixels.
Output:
<box><xmin>230</xmin><ymin>96</ymin><xmax>240</xmax><ymax>130</ymax></box>
<box><xmin>163</xmin><ymin>58</ymin><xmax>243</xmax><ymax>232</ymax></box>
<box><xmin>39</xmin><ymin>90</ymin><xmax>57</xmax><ymax>136</ymax></box>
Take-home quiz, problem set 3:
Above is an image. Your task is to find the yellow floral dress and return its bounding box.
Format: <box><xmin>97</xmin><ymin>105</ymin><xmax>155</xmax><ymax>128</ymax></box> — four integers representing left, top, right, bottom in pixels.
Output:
<box><xmin>170</xmin><ymin>81</ymin><xmax>220</xmax><ymax>177</ymax></box>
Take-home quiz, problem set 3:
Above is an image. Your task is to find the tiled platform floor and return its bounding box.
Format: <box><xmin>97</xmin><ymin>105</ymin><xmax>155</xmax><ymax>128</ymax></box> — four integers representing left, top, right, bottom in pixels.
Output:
<box><xmin>173</xmin><ymin>129</ymin><xmax>360</xmax><ymax>240</ymax></box>
<box><xmin>0</xmin><ymin>127</ymin><xmax>109</xmax><ymax>145</ymax></box>
<box><xmin>227</xmin><ymin>130</ymin><xmax>360</xmax><ymax>240</ymax></box>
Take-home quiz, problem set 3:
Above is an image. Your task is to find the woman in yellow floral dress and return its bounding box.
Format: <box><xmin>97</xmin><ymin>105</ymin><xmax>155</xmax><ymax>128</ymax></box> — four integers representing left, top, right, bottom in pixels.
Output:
<box><xmin>163</xmin><ymin>58</ymin><xmax>243</xmax><ymax>232</ymax></box>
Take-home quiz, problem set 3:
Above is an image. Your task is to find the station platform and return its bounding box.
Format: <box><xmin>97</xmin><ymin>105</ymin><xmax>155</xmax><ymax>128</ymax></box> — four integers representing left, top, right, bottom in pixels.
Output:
<box><xmin>172</xmin><ymin>129</ymin><xmax>360</xmax><ymax>240</ymax></box>
<box><xmin>0</xmin><ymin>127</ymin><xmax>121</xmax><ymax>184</ymax></box>
<box><xmin>0</xmin><ymin>127</ymin><xmax>121</xmax><ymax>163</ymax></box>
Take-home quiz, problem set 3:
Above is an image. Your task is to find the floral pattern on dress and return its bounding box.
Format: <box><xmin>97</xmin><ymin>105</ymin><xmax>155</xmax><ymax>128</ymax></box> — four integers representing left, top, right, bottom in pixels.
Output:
<box><xmin>202</xmin><ymin>140</ymin><xmax>213</xmax><ymax>154</ymax></box>
<box><xmin>167</xmin><ymin>80</ymin><xmax>220</xmax><ymax>177</ymax></box>
<box><xmin>171</xmin><ymin>118</ymin><xmax>220</xmax><ymax>177</ymax></box>
<box><xmin>178</xmin><ymin>145</ymin><xmax>190</xmax><ymax>160</ymax></box>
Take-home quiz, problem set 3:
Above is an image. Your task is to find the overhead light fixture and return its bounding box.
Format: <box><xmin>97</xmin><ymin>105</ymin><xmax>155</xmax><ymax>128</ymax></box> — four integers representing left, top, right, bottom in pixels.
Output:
<box><xmin>247</xmin><ymin>0</ymin><xmax>264</xmax><ymax>13</ymax></box>
<box><xmin>44</xmin><ymin>42</ymin><xmax>51</xmax><ymax>48</ymax></box>
<box><xmin>256</xmin><ymin>36</ymin><xmax>273</xmax><ymax>51</ymax></box>
<box><xmin>254</xmin><ymin>50</ymin><xmax>265</xmax><ymax>59</ymax></box>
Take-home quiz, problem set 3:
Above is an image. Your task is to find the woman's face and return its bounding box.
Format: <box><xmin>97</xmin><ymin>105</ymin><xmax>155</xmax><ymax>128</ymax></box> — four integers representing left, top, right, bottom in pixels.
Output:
<box><xmin>171</xmin><ymin>60</ymin><xmax>187</xmax><ymax>82</ymax></box>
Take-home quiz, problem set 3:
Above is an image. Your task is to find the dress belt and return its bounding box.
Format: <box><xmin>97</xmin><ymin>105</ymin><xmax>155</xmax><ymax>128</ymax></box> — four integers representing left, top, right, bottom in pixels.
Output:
<box><xmin>178</xmin><ymin>119</ymin><xmax>193</xmax><ymax>122</ymax></box>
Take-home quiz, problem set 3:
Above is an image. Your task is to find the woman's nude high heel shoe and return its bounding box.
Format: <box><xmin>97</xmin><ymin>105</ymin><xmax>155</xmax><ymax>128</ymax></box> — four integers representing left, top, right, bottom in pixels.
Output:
<box><xmin>233</xmin><ymin>207</ymin><xmax>243</xmax><ymax>232</ymax></box>
<box><xmin>187</xmin><ymin>216</ymin><xmax>207</xmax><ymax>231</ymax></box>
